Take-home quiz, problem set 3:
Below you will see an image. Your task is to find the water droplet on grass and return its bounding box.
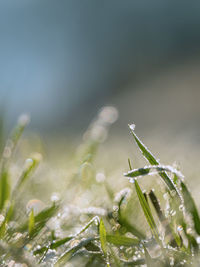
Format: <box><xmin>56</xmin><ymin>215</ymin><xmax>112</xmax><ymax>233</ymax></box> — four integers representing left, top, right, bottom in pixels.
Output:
<box><xmin>129</xmin><ymin>124</ymin><xmax>135</xmax><ymax>131</ymax></box>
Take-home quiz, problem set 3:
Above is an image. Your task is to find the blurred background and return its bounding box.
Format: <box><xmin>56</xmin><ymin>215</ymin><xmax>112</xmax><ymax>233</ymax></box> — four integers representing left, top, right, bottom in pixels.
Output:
<box><xmin>1</xmin><ymin>1</ymin><xmax>200</xmax><ymax>134</ymax></box>
<box><xmin>1</xmin><ymin>0</ymin><xmax>200</xmax><ymax>187</ymax></box>
<box><xmin>1</xmin><ymin>0</ymin><xmax>200</xmax><ymax>228</ymax></box>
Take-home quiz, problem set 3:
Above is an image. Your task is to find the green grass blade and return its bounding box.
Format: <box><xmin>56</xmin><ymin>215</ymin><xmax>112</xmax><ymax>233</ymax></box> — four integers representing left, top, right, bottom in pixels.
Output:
<box><xmin>129</xmin><ymin>125</ymin><xmax>180</xmax><ymax>198</ymax></box>
<box><xmin>106</xmin><ymin>234</ymin><xmax>139</xmax><ymax>247</ymax></box>
<box><xmin>148</xmin><ymin>190</ymin><xmax>179</xmax><ymax>247</ymax></box>
<box><xmin>15</xmin><ymin>154</ymin><xmax>42</xmax><ymax>192</ymax></box>
<box><xmin>99</xmin><ymin>218</ymin><xmax>107</xmax><ymax>257</ymax></box>
<box><xmin>18</xmin><ymin>202</ymin><xmax>59</xmax><ymax>235</ymax></box>
<box><xmin>0</xmin><ymin>170</ymin><xmax>10</xmax><ymax>211</ymax></box>
<box><xmin>51</xmin><ymin>236</ymin><xmax>73</xmax><ymax>249</ymax></box>
<box><xmin>125</xmin><ymin>165</ymin><xmax>184</xmax><ymax>180</ymax></box>
<box><xmin>181</xmin><ymin>181</ymin><xmax>200</xmax><ymax>235</ymax></box>
<box><xmin>34</xmin><ymin>236</ymin><xmax>74</xmax><ymax>255</ymax></box>
<box><xmin>28</xmin><ymin>209</ymin><xmax>35</xmax><ymax>238</ymax></box>
<box><xmin>128</xmin><ymin>124</ymin><xmax>157</xmax><ymax>165</ymax></box>
<box><xmin>134</xmin><ymin>179</ymin><xmax>160</xmax><ymax>245</ymax></box>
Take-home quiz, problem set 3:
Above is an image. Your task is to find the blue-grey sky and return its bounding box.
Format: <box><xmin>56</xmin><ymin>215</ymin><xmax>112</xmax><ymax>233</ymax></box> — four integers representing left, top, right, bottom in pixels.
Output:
<box><xmin>1</xmin><ymin>1</ymin><xmax>200</xmax><ymax>130</ymax></box>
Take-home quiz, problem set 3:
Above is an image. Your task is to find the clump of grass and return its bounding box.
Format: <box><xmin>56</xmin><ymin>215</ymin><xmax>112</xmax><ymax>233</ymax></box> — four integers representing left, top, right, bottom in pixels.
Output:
<box><xmin>0</xmin><ymin>109</ymin><xmax>200</xmax><ymax>266</ymax></box>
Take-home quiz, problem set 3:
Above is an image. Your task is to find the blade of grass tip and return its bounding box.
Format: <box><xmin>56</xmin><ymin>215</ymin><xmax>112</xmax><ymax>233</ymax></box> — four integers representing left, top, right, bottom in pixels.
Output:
<box><xmin>128</xmin><ymin>158</ymin><xmax>132</xmax><ymax>170</ymax></box>
<box><xmin>99</xmin><ymin>219</ymin><xmax>107</xmax><ymax>257</ymax></box>
<box><xmin>18</xmin><ymin>202</ymin><xmax>59</xmax><ymax>234</ymax></box>
<box><xmin>13</xmin><ymin>153</ymin><xmax>42</xmax><ymax>195</ymax></box>
<box><xmin>128</xmin><ymin>124</ymin><xmax>180</xmax><ymax>199</ymax></box>
<box><xmin>181</xmin><ymin>181</ymin><xmax>200</xmax><ymax>235</ymax></box>
<box><xmin>134</xmin><ymin>179</ymin><xmax>161</xmax><ymax>246</ymax></box>
<box><xmin>28</xmin><ymin>209</ymin><xmax>35</xmax><ymax>238</ymax></box>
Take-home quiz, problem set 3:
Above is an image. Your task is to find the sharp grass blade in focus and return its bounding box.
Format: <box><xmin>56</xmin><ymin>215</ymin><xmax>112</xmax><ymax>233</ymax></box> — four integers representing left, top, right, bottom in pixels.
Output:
<box><xmin>134</xmin><ymin>179</ymin><xmax>161</xmax><ymax>245</ymax></box>
<box><xmin>181</xmin><ymin>181</ymin><xmax>200</xmax><ymax>235</ymax></box>
<box><xmin>99</xmin><ymin>219</ymin><xmax>107</xmax><ymax>257</ymax></box>
<box><xmin>128</xmin><ymin>124</ymin><xmax>180</xmax><ymax>199</ymax></box>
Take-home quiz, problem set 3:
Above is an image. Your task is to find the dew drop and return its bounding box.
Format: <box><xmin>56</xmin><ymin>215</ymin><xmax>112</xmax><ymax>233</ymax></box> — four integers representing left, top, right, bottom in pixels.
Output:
<box><xmin>129</xmin><ymin>124</ymin><xmax>135</xmax><ymax>131</ymax></box>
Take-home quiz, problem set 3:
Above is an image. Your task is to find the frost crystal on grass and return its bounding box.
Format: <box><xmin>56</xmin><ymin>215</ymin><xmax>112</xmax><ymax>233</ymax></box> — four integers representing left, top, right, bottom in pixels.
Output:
<box><xmin>129</xmin><ymin>123</ymin><xmax>135</xmax><ymax>131</ymax></box>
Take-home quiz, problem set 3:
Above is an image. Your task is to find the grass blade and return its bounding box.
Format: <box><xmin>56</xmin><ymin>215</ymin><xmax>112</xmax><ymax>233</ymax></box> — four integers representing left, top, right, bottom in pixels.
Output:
<box><xmin>28</xmin><ymin>209</ymin><xmax>35</xmax><ymax>238</ymax></box>
<box><xmin>17</xmin><ymin>202</ymin><xmax>59</xmax><ymax>236</ymax></box>
<box><xmin>34</xmin><ymin>236</ymin><xmax>74</xmax><ymax>255</ymax></box>
<box><xmin>181</xmin><ymin>181</ymin><xmax>200</xmax><ymax>235</ymax></box>
<box><xmin>99</xmin><ymin>218</ymin><xmax>107</xmax><ymax>256</ymax></box>
<box><xmin>15</xmin><ymin>153</ymin><xmax>42</xmax><ymax>192</ymax></box>
<box><xmin>0</xmin><ymin>170</ymin><xmax>10</xmax><ymax>211</ymax></box>
<box><xmin>128</xmin><ymin>125</ymin><xmax>180</xmax><ymax>198</ymax></box>
<box><xmin>149</xmin><ymin>190</ymin><xmax>179</xmax><ymax>247</ymax></box>
<box><xmin>134</xmin><ymin>179</ymin><xmax>160</xmax><ymax>245</ymax></box>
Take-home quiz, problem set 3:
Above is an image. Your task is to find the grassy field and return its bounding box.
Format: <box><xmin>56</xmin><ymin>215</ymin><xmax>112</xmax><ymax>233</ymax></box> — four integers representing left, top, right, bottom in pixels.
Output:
<box><xmin>0</xmin><ymin>107</ymin><xmax>200</xmax><ymax>266</ymax></box>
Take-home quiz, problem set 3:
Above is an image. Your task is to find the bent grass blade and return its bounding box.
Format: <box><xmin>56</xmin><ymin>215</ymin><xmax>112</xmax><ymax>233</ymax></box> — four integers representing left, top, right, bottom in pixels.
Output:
<box><xmin>134</xmin><ymin>179</ymin><xmax>161</xmax><ymax>246</ymax></box>
<box><xmin>128</xmin><ymin>125</ymin><xmax>181</xmax><ymax>200</ymax></box>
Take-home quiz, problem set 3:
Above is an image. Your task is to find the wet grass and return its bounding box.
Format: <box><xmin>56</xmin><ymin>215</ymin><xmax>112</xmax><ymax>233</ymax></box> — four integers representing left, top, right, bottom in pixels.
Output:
<box><xmin>0</xmin><ymin>108</ymin><xmax>200</xmax><ymax>266</ymax></box>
